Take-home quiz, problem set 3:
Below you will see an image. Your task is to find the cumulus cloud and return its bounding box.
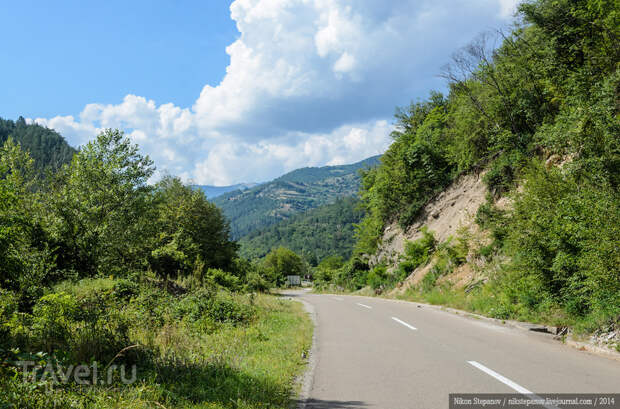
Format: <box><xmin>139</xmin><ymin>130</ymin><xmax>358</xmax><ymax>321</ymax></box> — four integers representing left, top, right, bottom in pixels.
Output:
<box><xmin>34</xmin><ymin>0</ymin><xmax>516</xmax><ymax>185</ymax></box>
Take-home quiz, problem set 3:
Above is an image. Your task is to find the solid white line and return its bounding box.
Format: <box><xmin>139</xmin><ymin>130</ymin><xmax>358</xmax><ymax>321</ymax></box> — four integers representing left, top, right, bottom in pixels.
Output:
<box><xmin>356</xmin><ymin>303</ymin><xmax>372</xmax><ymax>309</ymax></box>
<box><xmin>391</xmin><ymin>316</ymin><xmax>417</xmax><ymax>330</ymax></box>
<box><xmin>468</xmin><ymin>361</ymin><xmax>558</xmax><ymax>409</ymax></box>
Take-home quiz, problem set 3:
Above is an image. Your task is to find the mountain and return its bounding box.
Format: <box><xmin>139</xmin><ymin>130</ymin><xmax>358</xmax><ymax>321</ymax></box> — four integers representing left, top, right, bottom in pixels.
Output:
<box><xmin>213</xmin><ymin>155</ymin><xmax>380</xmax><ymax>239</ymax></box>
<box><xmin>239</xmin><ymin>196</ymin><xmax>364</xmax><ymax>264</ymax></box>
<box><xmin>193</xmin><ymin>183</ymin><xmax>259</xmax><ymax>199</ymax></box>
<box><xmin>0</xmin><ymin>117</ymin><xmax>76</xmax><ymax>175</ymax></box>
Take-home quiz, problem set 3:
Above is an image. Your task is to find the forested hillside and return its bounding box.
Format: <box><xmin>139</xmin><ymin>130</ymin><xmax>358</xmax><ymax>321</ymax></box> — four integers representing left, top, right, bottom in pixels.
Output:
<box><xmin>239</xmin><ymin>197</ymin><xmax>364</xmax><ymax>264</ymax></box>
<box><xmin>213</xmin><ymin>155</ymin><xmax>380</xmax><ymax>238</ymax></box>
<box><xmin>318</xmin><ymin>0</ymin><xmax>619</xmax><ymax>335</ymax></box>
<box><xmin>0</xmin><ymin>117</ymin><xmax>76</xmax><ymax>175</ymax></box>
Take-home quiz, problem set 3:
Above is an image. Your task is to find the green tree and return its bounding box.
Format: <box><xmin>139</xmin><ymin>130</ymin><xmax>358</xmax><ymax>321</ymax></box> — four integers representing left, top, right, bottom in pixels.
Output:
<box><xmin>0</xmin><ymin>139</ymin><xmax>53</xmax><ymax>308</ymax></box>
<box><xmin>313</xmin><ymin>255</ymin><xmax>345</xmax><ymax>284</ymax></box>
<box><xmin>263</xmin><ymin>247</ymin><xmax>305</xmax><ymax>286</ymax></box>
<box><xmin>149</xmin><ymin>176</ymin><xmax>238</xmax><ymax>279</ymax></box>
<box><xmin>49</xmin><ymin>129</ymin><xmax>155</xmax><ymax>276</ymax></box>
<box><xmin>506</xmin><ymin>164</ymin><xmax>620</xmax><ymax>319</ymax></box>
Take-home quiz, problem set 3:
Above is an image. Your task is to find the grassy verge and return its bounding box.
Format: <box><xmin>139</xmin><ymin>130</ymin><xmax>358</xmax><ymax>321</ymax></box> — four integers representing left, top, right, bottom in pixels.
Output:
<box><xmin>0</xmin><ymin>279</ymin><xmax>313</xmax><ymax>409</ymax></box>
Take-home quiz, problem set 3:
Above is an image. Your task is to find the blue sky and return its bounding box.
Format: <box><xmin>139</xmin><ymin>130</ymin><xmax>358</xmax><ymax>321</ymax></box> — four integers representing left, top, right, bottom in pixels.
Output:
<box><xmin>2</xmin><ymin>0</ymin><xmax>519</xmax><ymax>185</ymax></box>
<box><xmin>2</xmin><ymin>1</ymin><xmax>237</xmax><ymax>119</ymax></box>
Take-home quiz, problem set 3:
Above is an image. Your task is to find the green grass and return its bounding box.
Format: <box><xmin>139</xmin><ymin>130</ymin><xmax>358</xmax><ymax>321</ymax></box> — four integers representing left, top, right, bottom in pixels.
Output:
<box><xmin>395</xmin><ymin>281</ymin><xmax>582</xmax><ymax>330</ymax></box>
<box><xmin>0</xmin><ymin>288</ymin><xmax>313</xmax><ymax>409</ymax></box>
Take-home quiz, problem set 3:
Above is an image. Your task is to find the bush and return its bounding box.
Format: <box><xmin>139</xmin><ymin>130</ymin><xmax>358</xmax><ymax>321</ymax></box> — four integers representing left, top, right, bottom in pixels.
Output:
<box><xmin>397</xmin><ymin>228</ymin><xmax>436</xmax><ymax>278</ymax></box>
<box><xmin>366</xmin><ymin>265</ymin><xmax>387</xmax><ymax>289</ymax></box>
<box><xmin>208</xmin><ymin>293</ymin><xmax>254</xmax><ymax>324</ymax></box>
<box><xmin>475</xmin><ymin>197</ymin><xmax>509</xmax><ymax>244</ymax></box>
<box><xmin>28</xmin><ymin>287</ymin><xmax>134</xmax><ymax>364</ymax></box>
<box><xmin>113</xmin><ymin>278</ymin><xmax>140</xmax><ymax>300</ymax></box>
<box><xmin>0</xmin><ymin>289</ymin><xmax>18</xmax><ymax>344</ymax></box>
<box><xmin>206</xmin><ymin>268</ymin><xmax>242</xmax><ymax>291</ymax></box>
<box><xmin>483</xmin><ymin>151</ymin><xmax>526</xmax><ymax>196</ymax></box>
<box><xmin>245</xmin><ymin>270</ymin><xmax>270</xmax><ymax>293</ymax></box>
<box><xmin>506</xmin><ymin>164</ymin><xmax>620</xmax><ymax>319</ymax></box>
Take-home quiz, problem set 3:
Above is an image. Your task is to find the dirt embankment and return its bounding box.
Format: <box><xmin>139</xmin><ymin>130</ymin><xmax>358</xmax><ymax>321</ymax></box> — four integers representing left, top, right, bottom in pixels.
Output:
<box><xmin>372</xmin><ymin>171</ymin><xmax>488</xmax><ymax>269</ymax></box>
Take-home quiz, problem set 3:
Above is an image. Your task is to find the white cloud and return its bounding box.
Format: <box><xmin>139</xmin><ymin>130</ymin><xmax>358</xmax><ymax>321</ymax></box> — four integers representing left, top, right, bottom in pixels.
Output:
<box><xmin>189</xmin><ymin>119</ymin><xmax>391</xmax><ymax>185</ymax></box>
<box><xmin>498</xmin><ymin>0</ymin><xmax>521</xmax><ymax>18</ymax></box>
<box><xmin>34</xmin><ymin>0</ymin><xmax>516</xmax><ymax>185</ymax></box>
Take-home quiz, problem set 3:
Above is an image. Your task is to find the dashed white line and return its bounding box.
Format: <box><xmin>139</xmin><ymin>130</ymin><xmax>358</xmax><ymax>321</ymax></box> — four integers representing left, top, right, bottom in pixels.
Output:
<box><xmin>356</xmin><ymin>303</ymin><xmax>372</xmax><ymax>309</ymax></box>
<box><xmin>332</xmin><ymin>297</ymin><xmax>344</xmax><ymax>301</ymax></box>
<box><xmin>467</xmin><ymin>361</ymin><xmax>558</xmax><ymax>409</ymax></box>
<box><xmin>391</xmin><ymin>317</ymin><xmax>417</xmax><ymax>330</ymax></box>
<box><xmin>467</xmin><ymin>361</ymin><xmax>531</xmax><ymax>394</ymax></box>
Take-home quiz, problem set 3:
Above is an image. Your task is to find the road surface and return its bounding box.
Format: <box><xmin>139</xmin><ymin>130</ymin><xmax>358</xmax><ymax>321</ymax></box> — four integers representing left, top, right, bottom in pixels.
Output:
<box><xmin>285</xmin><ymin>291</ymin><xmax>620</xmax><ymax>409</ymax></box>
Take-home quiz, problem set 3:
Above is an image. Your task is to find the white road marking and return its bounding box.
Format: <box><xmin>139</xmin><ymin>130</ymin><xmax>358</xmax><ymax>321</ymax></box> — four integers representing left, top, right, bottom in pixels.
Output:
<box><xmin>356</xmin><ymin>303</ymin><xmax>372</xmax><ymax>309</ymax></box>
<box><xmin>467</xmin><ymin>361</ymin><xmax>558</xmax><ymax>409</ymax></box>
<box><xmin>391</xmin><ymin>317</ymin><xmax>417</xmax><ymax>330</ymax></box>
<box><xmin>332</xmin><ymin>297</ymin><xmax>344</xmax><ymax>301</ymax></box>
<box><xmin>467</xmin><ymin>361</ymin><xmax>531</xmax><ymax>394</ymax></box>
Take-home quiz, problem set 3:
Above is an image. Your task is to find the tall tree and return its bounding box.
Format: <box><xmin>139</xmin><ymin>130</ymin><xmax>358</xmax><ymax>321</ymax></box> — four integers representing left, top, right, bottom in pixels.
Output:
<box><xmin>149</xmin><ymin>176</ymin><xmax>238</xmax><ymax>279</ymax></box>
<box><xmin>49</xmin><ymin>129</ymin><xmax>155</xmax><ymax>276</ymax></box>
<box><xmin>0</xmin><ymin>139</ymin><xmax>52</xmax><ymax>307</ymax></box>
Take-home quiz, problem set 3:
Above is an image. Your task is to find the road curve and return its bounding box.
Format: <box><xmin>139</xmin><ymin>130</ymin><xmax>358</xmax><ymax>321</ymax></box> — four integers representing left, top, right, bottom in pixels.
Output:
<box><xmin>284</xmin><ymin>290</ymin><xmax>620</xmax><ymax>409</ymax></box>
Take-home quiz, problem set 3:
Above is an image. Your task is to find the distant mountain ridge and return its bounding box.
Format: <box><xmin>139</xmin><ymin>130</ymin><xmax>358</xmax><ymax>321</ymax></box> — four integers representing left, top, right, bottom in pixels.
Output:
<box><xmin>0</xmin><ymin>117</ymin><xmax>76</xmax><ymax>175</ymax></box>
<box><xmin>193</xmin><ymin>183</ymin><xmax>260</xmax><ymax>199</ymax></box>
<box><xmin>212</xmin><ymin>155</ymin><xmax>381</xmax><ymax>239</ymax></box>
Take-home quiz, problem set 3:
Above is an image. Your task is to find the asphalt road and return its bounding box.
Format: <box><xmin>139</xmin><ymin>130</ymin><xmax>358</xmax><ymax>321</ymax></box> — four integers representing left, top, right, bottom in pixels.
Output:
<box><xmin>284</xmin><ymin>290</ymin><xmax>620</xmax><ymax>409</ymax></box>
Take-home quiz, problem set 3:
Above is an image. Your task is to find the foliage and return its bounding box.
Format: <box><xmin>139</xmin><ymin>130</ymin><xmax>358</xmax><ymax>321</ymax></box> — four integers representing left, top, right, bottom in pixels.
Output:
<box><xmin>0</xmin><ymin>139</ymin><xmax>54</xmax><ymax>308</ymax></box>
<box><xmin>506</xmin><ymin>163</ymin><xmax>619</xmax><ymax>319</ymax></box>
<box><xmin>334</xmin><ymin>0</ymin><xmax>620</xmax><ymax>332</ymax></box>
<box><xmin>0</xmin><ymin>116</ymin><xmax>76</xmax><ymax>177</ymax></box>
<box><xmin>0</xmin><ymin>279</ymin><xmax>312</xmax><ymax>409</ymax></box>
<box><xmin>150</xmin><ymin>176</ymin><xmax>237</xmax><ymax>279</ymax></box>
<box><xmin>239</xmin><ymin>197</ymin><xmax>364</xmax><ymax>264</ymax></box>
<box><xmin>360</xmin><ymin>95</ymin><xmax>453</xmax><ymax>234</ymax></box>
<box><xmin>313</xmin><ymin>256</ymin><xmax>344</xmax><ymax>285</ymax></box>
<box><xmin>366</xmin><ymin>265</ymin><xmax>387</xmax><ymax>290</ymax></box>
<box><xmin>355</xmin><ymin>0</ymin><xmax>619</xmax><ymax>252</ymax></box>
<box><xmin>397</xmin><ymin>228</ymin><xmax>437</xmax><ymax>278</ymax></box>
<box><xmin>48</xmin><ymin>129</ymin><xmax>156</xmax><ymax>277</ymax></box>
<box><xmin>0</xmin><ymin>124</ymin><xmax>312</xmax><ymax>406</ymax></box>
<box><xmin>314</xmin><ymin>255</ymin><xmax>370</xmax><ymax>291</ymax></box>
<box><xmin>263</xmin><ymin>247</ymin><xmax>306</xmax><ymax>286</ymax></box>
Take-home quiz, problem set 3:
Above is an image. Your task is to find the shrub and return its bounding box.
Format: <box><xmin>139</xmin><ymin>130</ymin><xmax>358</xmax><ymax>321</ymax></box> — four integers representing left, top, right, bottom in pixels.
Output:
<box><xmin>483</xmin><ymin>151</ymin><xmax>526</xmax><ymax>196</ymax></box>
<box><xmin>475</xmin><ymin>197</ymin><xmax>509</xmax><ymax>243</ymax></box>
<box><xmin>206</xmin><ymin>268</ymin><xmax>241</xmax><ymax>291</ymax></box>
<box><xmin>208</xmin><ymin>293</ymin><xmax>254</xmax><ymax>324</ymax></box>
<box><xmin>397</xmin><ymin>228</ymin><xmax>436</xmax><ymax>277</ymax></box>
<box><xmin>30</xmin><ymin>292</ymin><xmax>78</xmax><ymax>353</ymax></box>
<box><xmin>506</xmin><ymin>164</ymin><xmax>620</xmax><ymax>320</ymax></box>
<box><xmin>0</xmin><ymin>289</ymin><xmax>18</xmax><ymax>344</ymax></box>
<box><xmin>245</xmin><ymin>270</ymin><xmax>270</xmax><ymax>293</ymax></box>
<box><xmin>366</xmin><ymin>265</ymin><xmax>387</xmax><ymax>289</ymax></box>
<box><xmin>175</xmin><ymin>288</ymin><xmax>215</xmax><ymax>322</ymax></box>
<box><xmin>113</xmin><ymin>278</ymin><xmax>140</xmax><ymax>300</ymax></box>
